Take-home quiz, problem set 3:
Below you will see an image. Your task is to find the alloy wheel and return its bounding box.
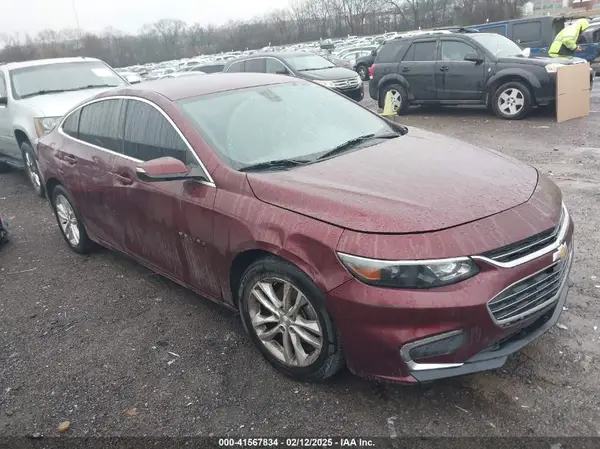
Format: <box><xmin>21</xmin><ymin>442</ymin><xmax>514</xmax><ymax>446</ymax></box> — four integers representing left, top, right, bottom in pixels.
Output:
<box><xmin>24</xmin><ymin>152</ymin><xmax>42</xmax><ymax>192</ymax></box>
<box><xmin>498</xmin><ymin>88</ymin><xmax>524</xmax><ymax>117</ymax></box>
<box><xmin>55</xmin><ymin>194</ymin><xmax>80</xmax><ymax>246</ymax></box>
<box><xmin>388</xmin><ymin>89</ymin><xmax>402</xmax><ymax>111</ymax></box>
<box><xmin>247</xmin><ymin>278</ymin><xmax>323</xmax><ymax>367</ymax></box>
<box><xmin>358</xmin><ymin>66</ymin><xmax>368</xmax><ymax>80</ymax></box>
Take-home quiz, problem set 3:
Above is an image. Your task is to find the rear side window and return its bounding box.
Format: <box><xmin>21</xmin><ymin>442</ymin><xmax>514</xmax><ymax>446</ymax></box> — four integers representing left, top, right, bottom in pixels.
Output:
<box><xmin>245</xmin><ymin>59</ymin><xmax>266</xmax><ymax>73</ymax></box>
<box><xmin>513</xmin><ymin>21</ymin><xmax>542</xmax><ymax>44</ymax></box>
<box><xmin>403</xmin><ymin>41</ymin><xmax>437</xmax><ymax>61</ymax></box>
<box><xmin>226</xmin><ymin>61</ymin><xmax>245</xmax><ymax>73</ymax></box>
<box><xmin>62</xmin><ymin>109</ymin><xmax>81</xmax><ymax>138</ymax></box>
<box><xmin>377</xmin><ymin>41</ymin><xmax>407</xmax><ymax>62</ymax></box>
<box><xmin>122</xmin><ymin>99</ymin><xmax>198</xmax><ymax>167</ymax></box>
<box><xmin>78</xmin><ymin>99</ymin><xmax>123</xmax><ymax>152</ymax></box>
<box><xmin>201</xmin><ymin>64</ymin><xmax>225</xmax><ymax>74</ymax></box>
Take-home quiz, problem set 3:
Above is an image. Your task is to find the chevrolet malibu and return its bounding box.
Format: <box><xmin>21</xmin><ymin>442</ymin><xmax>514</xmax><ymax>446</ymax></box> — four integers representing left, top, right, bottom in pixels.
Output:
<box><xmin>36</xmin><ymin>73</ymin><xmax>574</xmax><ymax>384</ymax></box>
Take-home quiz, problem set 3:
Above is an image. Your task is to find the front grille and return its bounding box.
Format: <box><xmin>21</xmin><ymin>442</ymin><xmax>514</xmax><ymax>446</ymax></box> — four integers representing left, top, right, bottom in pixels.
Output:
<box><xmin>488</xmin><ymin>256</ymin><xmax>570</xmax><ymax>325</ymax></box>
<box><xmin>481</xmin><ymin>208</ymin><xmax>564</xmax><ymax>263</ymax></box>
<box><xmin>333</xmin><ymin>77</ymin><xmax>360</xmax><ymax>90</ymax></box>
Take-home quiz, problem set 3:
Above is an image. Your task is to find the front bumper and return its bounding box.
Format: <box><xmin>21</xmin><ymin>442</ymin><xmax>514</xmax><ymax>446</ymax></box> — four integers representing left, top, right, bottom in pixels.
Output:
<box><xmin>337</xmin><ymin>83</ymin><xmax>364</xmax><ymax>102</ymax></box>
<box><xmin>326</xmin><ymin>220</ymin><xmax>574</xmax><ymax>384</ymax></box>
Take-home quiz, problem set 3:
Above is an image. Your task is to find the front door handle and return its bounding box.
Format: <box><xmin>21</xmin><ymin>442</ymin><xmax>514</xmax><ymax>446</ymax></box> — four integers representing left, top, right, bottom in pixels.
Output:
<box><xmin>113</xmin><ymin>173</ymin><xmax>133</xmax><ymax>186</ymax></box>
<box><xmin>440</xmin><ymin>66</ymin><xmax>449</xmax><ymax>72</ymax></box>
<box><xmin>402</xmin><ymin>67</ymin><xmax>410</xmax><ymax>72</ymax></box>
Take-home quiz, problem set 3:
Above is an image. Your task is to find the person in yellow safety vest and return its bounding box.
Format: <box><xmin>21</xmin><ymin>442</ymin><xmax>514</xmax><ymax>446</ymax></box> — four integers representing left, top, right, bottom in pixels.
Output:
<box><xmin>548</xmin><ymin>18</ymin><xmax>590</xmax><ymax>57</ymax></box>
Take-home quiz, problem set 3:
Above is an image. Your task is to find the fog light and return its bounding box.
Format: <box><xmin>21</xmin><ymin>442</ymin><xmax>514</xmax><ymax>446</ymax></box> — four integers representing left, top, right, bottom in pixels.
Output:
<box><xmin>408</xmin><ymin>330</ymin><xmax>468</xmax><ymax>361</ymax></box>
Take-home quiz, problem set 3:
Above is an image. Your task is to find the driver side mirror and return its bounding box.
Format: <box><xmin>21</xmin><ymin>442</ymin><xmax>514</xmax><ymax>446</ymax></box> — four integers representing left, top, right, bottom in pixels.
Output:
<box><xmin>136</xmin><ymin>156</ymin><xmax>194</xmax><ymax>182</ymax></box>
<box><xmin>464</xmin><ymin>52</ymin><xmax>484</xmax><ymax>64</ymax></box>
<box><xmin>275</xmin><ymin>68</ymin><xmax>289</xmax><ymax>75</ymax></box>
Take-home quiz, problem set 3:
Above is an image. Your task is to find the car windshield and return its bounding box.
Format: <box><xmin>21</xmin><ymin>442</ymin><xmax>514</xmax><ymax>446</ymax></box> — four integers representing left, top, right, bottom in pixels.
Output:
<box><xmin>469</xmin><ymin>34</ymin><xmax>526</xmax><ymax>57</ymax></box>
<box><xmin>9</xmin><ymin>61</ymin><xmax>126</xmax><ymax>99</ymax></box>
<box><xmin>177</xmin><ymin>82</ymin><xmax>393</xmax><ymax>170</ymax></box>
<box><xmin>284</xmin><ymin>54</ymin><xmax>335</xmax><ymax>71</ymax></box>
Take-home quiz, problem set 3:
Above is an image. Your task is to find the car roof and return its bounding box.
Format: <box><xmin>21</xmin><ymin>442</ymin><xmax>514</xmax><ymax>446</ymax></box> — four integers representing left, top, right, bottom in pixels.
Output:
<box><xmin>103</xmin><ymin>72</ymin><xmax>301</xmax><ymax>101</ymax></box>
<box><xmin>227</xmin><ymin>51</ymin><xmax>321</xmax><ymax>63</ymax></box>
<box><xmin>2</xmin><ymin>57</ymin><xmax>102</xmax><ymax>70</ymax></box>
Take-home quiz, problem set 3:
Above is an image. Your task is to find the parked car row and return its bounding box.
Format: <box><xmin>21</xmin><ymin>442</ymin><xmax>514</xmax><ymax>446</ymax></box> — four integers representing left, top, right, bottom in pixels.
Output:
<box><xmin>24</xmin><ymin>72</ymin><xmax>574</xmax><ymax>385</ymax></box>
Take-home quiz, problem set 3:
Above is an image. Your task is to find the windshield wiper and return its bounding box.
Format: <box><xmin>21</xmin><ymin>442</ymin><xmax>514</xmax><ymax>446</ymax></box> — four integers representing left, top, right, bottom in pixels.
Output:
<box><xmin>316</xmin><ymin>132</ymin><xmax>399</xmax><ymax>161</ymax></box>
<box><xmin>20</xmin><ymin>84</ymin><xmax>122</xmax><ymax>99</ymax></box>
<box><xmin>238</xmin><ymin>158</ymin><xmax>311</xmax><ymax>172</ymax></box>
<box><xmin>20</xmin><ymin>89</ymin><xmax>71</xmax><ymax>99</ymax></box>
<box><xmin>297</xmin><ymin>67</ymin><xmax>335</xmax><ymax>71</ymax></box>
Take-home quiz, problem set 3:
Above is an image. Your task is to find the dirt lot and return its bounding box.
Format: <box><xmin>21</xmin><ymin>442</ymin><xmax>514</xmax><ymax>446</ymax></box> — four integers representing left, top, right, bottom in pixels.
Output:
<box><xmin>1</xmin><ymin>85</ymin><xmax>599</xmax><ymax>442</ymax></box>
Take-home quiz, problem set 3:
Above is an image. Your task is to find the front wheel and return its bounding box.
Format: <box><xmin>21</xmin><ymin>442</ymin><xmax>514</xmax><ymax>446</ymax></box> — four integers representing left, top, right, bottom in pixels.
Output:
<box><xmin>238</xmin><ymin>256</ymin><xmax>345</xmax><ymax>382</ymax></box>
<box><xmin>21</xmin><ymin>141</ymin><xmax>45</xmax><ymax>197</ymax></box>
<box><xmin>491</xmin><ymin>81</ymin><xmax>533</xmax><ymax>120</ymax></box>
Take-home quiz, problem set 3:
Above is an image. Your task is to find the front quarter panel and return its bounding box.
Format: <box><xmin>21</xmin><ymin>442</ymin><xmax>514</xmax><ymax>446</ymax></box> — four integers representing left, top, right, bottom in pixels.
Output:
<box><xmin>210</xmin><ymin>165</ymin><xmax>351</xmax><ymax>307</ymax></box>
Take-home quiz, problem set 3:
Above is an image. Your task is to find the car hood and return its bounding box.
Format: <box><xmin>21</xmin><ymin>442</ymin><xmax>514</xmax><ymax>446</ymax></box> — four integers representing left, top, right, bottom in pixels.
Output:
<box><xmin>17</xmin><ymin>88</ymin><xmax>120</xmax><ymax>117</ymax></box>
<box><xmin>498</xmin><ymin>55</ymin><xmax>586</xmax><ymax>66</ymax></box>
<box><xmin>297</xmin><ymin>66</ymin><xmax>359</xmax><ymax>81</ymax></box>
<box><xmin>247</xmin><ymin>127</ymin><xmax>538</xmax><ymax>234</ymax></box>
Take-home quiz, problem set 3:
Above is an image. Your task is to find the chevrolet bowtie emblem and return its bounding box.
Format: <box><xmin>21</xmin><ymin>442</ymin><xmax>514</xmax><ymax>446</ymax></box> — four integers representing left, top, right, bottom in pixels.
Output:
<box><xmin>553</xmin><ymin>243</ymin><xmax>568</xmax><ymax>262</ymax></box>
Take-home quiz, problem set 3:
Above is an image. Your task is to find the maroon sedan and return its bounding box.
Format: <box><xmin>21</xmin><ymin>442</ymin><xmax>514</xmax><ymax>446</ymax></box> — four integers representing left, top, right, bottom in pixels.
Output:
<box><xmin>36</xmin><ymin>73</ymin><xmax>574</xmax><ymax>384</ymax></box>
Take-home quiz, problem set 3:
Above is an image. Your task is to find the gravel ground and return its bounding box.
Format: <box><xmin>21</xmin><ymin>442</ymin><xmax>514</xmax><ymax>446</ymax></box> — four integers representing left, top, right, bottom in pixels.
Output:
<box><xmin>1</xmin><ymin>83</ymin><xmax>599</xmax><ymax>443</ymax></box>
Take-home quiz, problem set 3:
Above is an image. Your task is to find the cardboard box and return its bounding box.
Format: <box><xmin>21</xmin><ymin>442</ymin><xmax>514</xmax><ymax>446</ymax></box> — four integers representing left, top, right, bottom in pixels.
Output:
<box><xmin>556</xmin><ymin>63</ymin><xmax>591</xmax><ymax>123</ymax></box>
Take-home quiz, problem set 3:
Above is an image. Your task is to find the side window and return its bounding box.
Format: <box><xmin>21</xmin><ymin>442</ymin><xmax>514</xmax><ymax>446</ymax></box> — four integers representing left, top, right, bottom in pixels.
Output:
<box><xmin>62</xmin><ymin>109</ymin><xmax>81</xmax><ymax>138</ymax></box>
<box><xmin>0</xmin><ymin>73</ymin><xmax>7</xmax><ymax>98</ymax></box>
<box><xmin>404</xmin><ymin>41</ymin><xmax>437</xmax><ymax>61</ymax></box>
<box><xmin>122</xmin><ymin>100</ymin><xmax>198</xmax><ymax>167</ymax></box>
<box><xmin>476</xmin><ymin>25</ymin><xmax>506</xmax><ymax>36</ymax></box>
<box><xmin>377</xmin><ymin>41</ymin><xmax>407</xmax><ymax>62</ymax></box>
<box><xmin>440</xmin><ymin>41</ymin><xmax>477</xmax><ymax>61</ymax></box>
<box><xmin>226</xmin><ymin>61</ymin><xmax>244</xmax><ymax>73</ymax></box>
<box><xmin>245</xmin><ymin>58</ymin><xmax>266</xmax><ymax>73</ymax></box>
<box><xmin>513</xmin><ymin>21</ymin><xmax>542</xmax><ymax>44</ymax></box>
<box><xmin>78</xmin><ymin>99</ymin><xmax>123</xmax><ymax>152</ymax></box>
<box><xmin>266</xmin><ymin>58</ymin><xmax>287</xmax><ymax>74</ymax></box>
<box><xmin>203</xmin><ymin>64</ymin><xmax>225</xmax><ymax>74</ymax></box>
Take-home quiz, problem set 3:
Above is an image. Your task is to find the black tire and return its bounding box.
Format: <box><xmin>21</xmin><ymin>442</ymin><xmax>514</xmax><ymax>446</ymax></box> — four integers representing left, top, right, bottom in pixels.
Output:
<box><xmin>21</xmin><ymin>141</ymin><xmax>45</xmax><ymax>197</ymax></box>
<box><xmin>379</xmin><ymin>83</ymin><xmax>410</xmax><ymax>115</ymax></box>
<box><xmin>357</xmin><ymin>64</ymin><xmax>369</xmax><ymax>81</ymax></box>
<box><xmin>238</xmin><ymin>256</ymin><xmax>345</xmax><ymax>382</ymax></box>
<box><xmin>51</xmin><ymin>185</ymin><xmax>95</xmax><ymax>254</ymax></box>
<box><xmin>491</xmin><ymin>81</ymin><xmax>533</xmax><ymax>120</ymax></box>
<box><xmin>0</xmin><ymin>162</ymin><xmax>10</xmax><ymax>173</ymax></box>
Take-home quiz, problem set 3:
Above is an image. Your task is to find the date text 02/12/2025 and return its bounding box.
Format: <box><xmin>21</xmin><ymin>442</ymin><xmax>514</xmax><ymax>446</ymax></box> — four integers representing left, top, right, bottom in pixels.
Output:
<box><xmin>218</xmin><ymin>438</ymin><xmax>376</xmax><ymax>447</ymax></box>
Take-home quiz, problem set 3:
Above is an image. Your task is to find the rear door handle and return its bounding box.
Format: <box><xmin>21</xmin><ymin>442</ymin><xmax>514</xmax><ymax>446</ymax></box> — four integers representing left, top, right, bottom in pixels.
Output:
<box><xmin>112</xmin><ymin>172</ymin><xmax>133</xmax><ymax>186</ymax></box>
<box><xmin>63</xmin><ymin>154</ymin><xmax>78</xmax><ymax>165</ymax></box>
<box><xmin>402</xmin><ymin>67</ymin><xmax>410</xmax><ymax>72</ymax></box>
<box><xmin>440</xmin><ymin>66</ymin><xmax>449</xmax><ymax>72</ymax></box>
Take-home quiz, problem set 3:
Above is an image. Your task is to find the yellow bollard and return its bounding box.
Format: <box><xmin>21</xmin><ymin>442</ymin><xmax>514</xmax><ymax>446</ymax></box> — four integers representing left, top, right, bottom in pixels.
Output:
<box><xmin>380</xmin><ymin>90</ymin><xmax>398</xmax><ymax>118</ymax></box>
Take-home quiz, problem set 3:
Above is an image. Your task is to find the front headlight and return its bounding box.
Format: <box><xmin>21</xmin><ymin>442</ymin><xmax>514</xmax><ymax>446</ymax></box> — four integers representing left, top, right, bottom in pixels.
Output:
<box><xmin>337</xmin><ymin>252</ymin><xmax>479</xmax><ymax>289</ymax></box>
<box><xmin>545</xmin><ymin>63</ymin><xmax>565</xmax><ymax>73</ymax></box>
<box><xmin>355</xmin><ymin>74</ymin><xmax>362</xmax><ymax>84</ymax></box>
<box><xmin>315</xmin><ymin>80</ymin><xmax>336</xmax><ymax>88</ymax></box>
<box><xmin>34</xmin><ymin>116</ymin><xmax>61</xmax><ymax>137</ymax></box>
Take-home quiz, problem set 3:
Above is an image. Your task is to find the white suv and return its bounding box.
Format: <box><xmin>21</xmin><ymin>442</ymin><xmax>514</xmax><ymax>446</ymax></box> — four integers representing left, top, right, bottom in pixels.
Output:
<box><xmin>0</xmin><ymin>57</ymin><xmax>128</xmax><ymax>196</ymax></box>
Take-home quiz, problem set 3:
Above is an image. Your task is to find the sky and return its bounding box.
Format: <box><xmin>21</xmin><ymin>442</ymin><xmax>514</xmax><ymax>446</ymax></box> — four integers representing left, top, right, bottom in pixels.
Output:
<box><xmin>1</xmin><ymin>0</ymin><xmax>292</xmax><ymax>37</ymax></box>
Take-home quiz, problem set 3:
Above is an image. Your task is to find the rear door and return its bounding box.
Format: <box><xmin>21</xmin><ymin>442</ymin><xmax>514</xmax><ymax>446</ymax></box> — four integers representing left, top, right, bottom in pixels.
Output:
<box><xmin>436</xmin><ymin>38</ymin><xmax>485</xmax><ymax>101</ymax></box>
<box><xmin>57</xmin><ymin>98</ymin><xmax>126</xmax><ymax>250</ymax></box>
<box><xmin>400</xmin><ymin>39</ymin><xmax>437</xmax><ymax>100</ymax></box>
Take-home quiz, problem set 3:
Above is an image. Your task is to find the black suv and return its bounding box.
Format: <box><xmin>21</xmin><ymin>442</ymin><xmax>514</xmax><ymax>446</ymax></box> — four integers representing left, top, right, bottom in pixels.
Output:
<box><xmin>369</xmin><ymin>31</ymin><xmax>592</xmax><ymax>119</ymax></box>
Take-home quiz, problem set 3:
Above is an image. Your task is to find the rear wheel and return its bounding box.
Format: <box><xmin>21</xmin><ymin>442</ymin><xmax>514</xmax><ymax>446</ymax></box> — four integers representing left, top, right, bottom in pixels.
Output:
<box><xmin>357</xmin><ymin>64</ymin><xmax>369</xmax><ymax>81</ymax></box>
<box><xmin>238</xmin><ymin>256</ymin><xmax>345</xmax><ymax>382</ymax></box>
<box><xmin>51</xmin><ymin>185</ymin><xmax>94</xmax><ymax>254</ymax></box>
<box><xmin>21</xmin><ymin>141</ymin><xmax>45</xmax><ymax>197</ymax></box>
<box><xmin>380</xmin><ymin>83</ymin><xmax>409</xmax><ymax>115</ymax></box>
<box><xmin>491</xmin><ymin>81</ymin><xmax>532</xmax><ymax>120</ymax></box>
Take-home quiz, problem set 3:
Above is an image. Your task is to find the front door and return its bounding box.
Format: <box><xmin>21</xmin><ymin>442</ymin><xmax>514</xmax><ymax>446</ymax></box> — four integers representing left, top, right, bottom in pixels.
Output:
<box><xmin>115</xmin><ymin>98</ymin><xmax>217</xmax><ymax>295</ymax></box>
<box><xmin>399</xmin><ymin>39</ymin><xmax>437</xmax><ymax>100</ymax></box>
<box><xmin>436</xmin><ymin>39</ymin><xmax>486</xmax><ymax>101</ymax></box>
<box><xmin>0</xmin><ymin>73</ymin><xmax>20</xmax><ymax>161</ymax></box>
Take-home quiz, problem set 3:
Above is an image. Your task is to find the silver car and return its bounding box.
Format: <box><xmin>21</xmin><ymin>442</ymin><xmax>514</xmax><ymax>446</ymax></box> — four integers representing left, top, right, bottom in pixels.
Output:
<box><xmin>0</xmin><ymin>57</ymin><xmax>128</xmax><ymax>196</ymax></box>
